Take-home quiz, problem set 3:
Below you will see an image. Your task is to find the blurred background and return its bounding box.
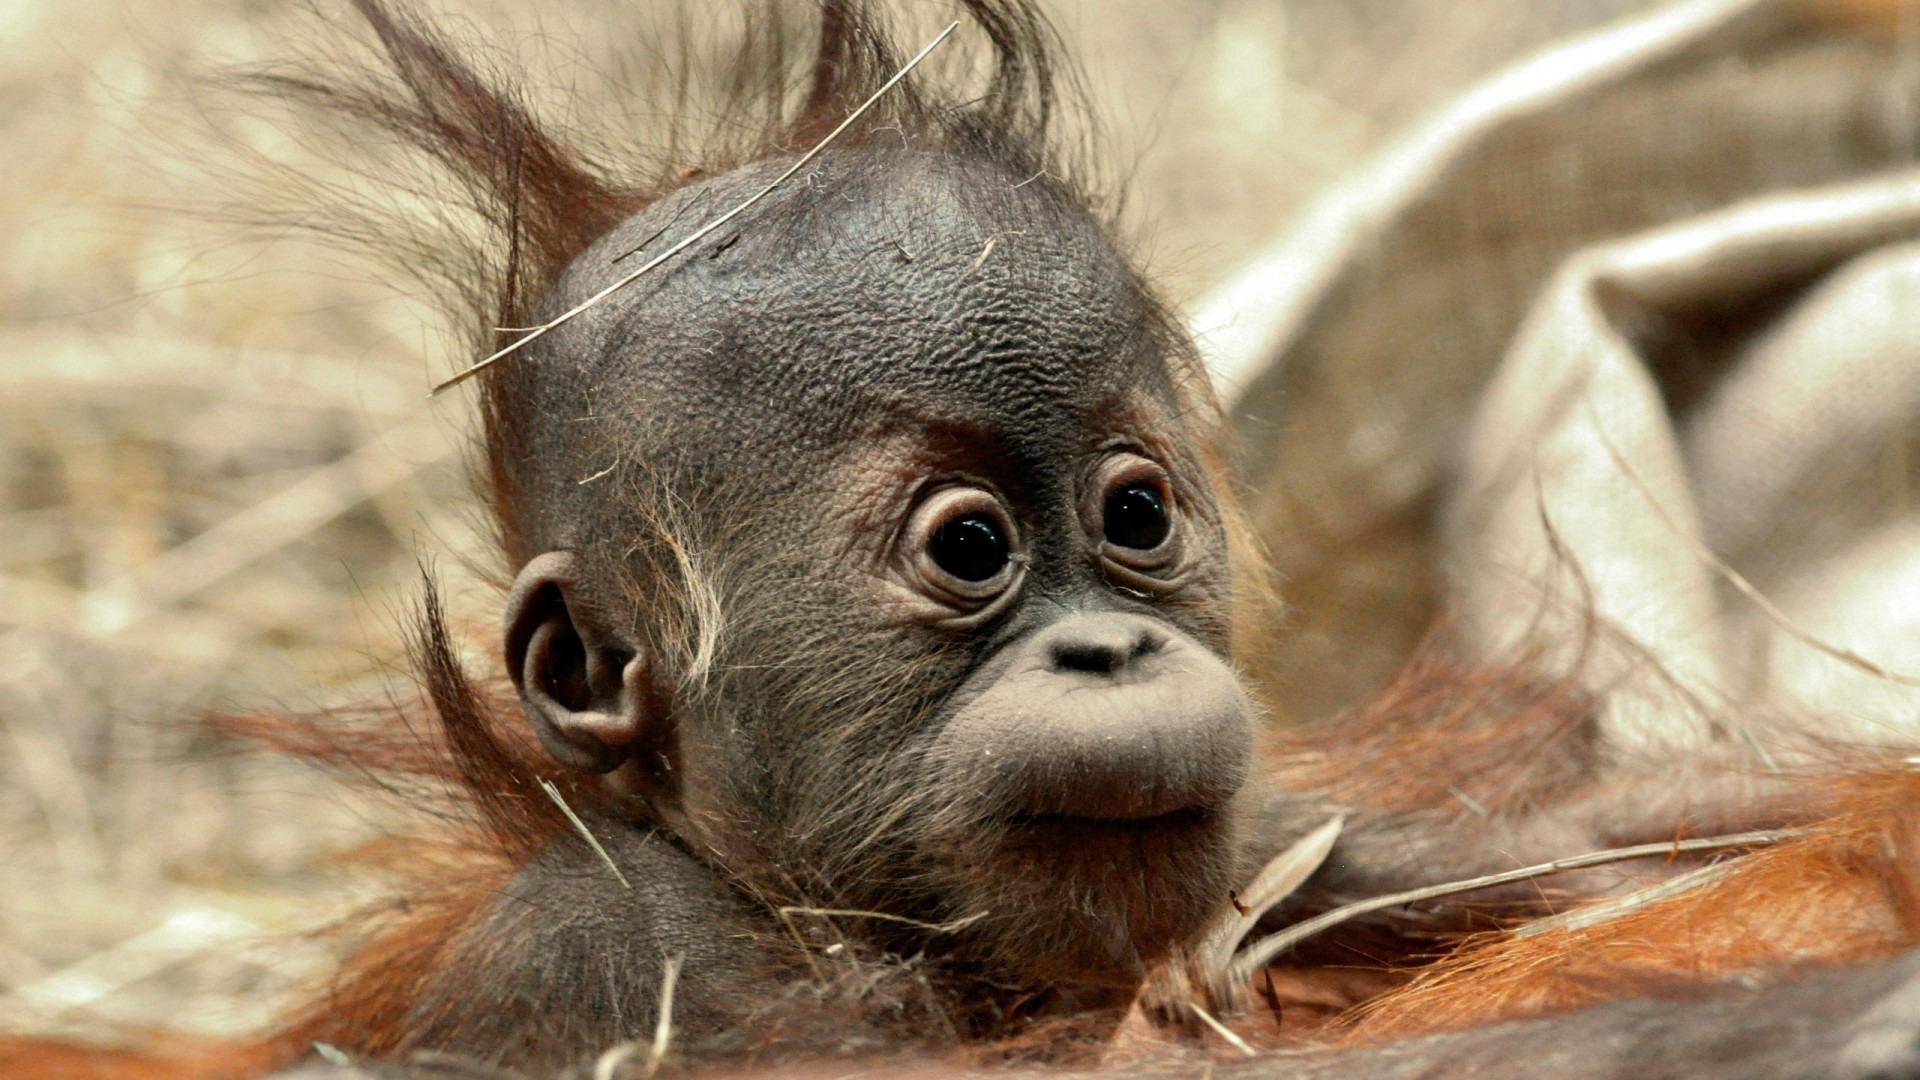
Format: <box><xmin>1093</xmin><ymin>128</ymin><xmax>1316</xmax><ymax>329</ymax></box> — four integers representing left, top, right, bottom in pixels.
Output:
<box><xmin>0</xmin><ymin>0</ymin><xmax>1657</xmax><ymax>1041</ymax></box>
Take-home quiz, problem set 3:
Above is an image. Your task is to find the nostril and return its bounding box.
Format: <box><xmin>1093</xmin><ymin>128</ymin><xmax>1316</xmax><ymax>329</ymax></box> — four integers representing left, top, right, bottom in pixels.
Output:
<box><xmin>1129</xmin><ymin>628</ymin><xmax>1166</xmax><ymax>661</ymax></box>
<box><xmin>1051</xmin><ymin>638</ymin><xmax>1124</xmax><ymax>674</ymax></box>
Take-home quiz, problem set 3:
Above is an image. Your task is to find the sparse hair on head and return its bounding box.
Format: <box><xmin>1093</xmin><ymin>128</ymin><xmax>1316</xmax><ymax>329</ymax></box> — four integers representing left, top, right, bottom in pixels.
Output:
<box><xmin>239</xmin><ymin>0</ymin><xmax>1100</xmax><ymax>568</ymax></box>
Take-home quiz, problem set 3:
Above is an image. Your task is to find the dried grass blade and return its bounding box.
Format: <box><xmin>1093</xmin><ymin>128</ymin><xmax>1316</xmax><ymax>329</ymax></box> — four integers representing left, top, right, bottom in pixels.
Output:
<box><xmin>1197</xmin><ymin>814</ymin><xmax>1343</xmax><ymax>976</ymax></box>
<box><xmin>589</xmin><ymin>953</ymin><xmax>683</xmax><ymax>1080</ymax></box>
<box><xmin>776</xmin><ymin>905</ymin><xmax>986</xmax><ymax>936</ymax></box>
<box><xmin>1189</xmin><ymin>1000</ymin><xmax>1257</xmax><ymax>1058</ymax></box>
<box><xmin>538</xmin><ymin>778</ymin><xmax>631</xmax><ymax>890</ymax></box>
<box><xmin>1513</xmin><ymin>859</ymin><xmax>1738</xmax><ymax>939</ymax></box>
<box><xmin>1228</xmin><ymin>827</ymin><xmax>1792</xmax><ymax>987</ymax></box>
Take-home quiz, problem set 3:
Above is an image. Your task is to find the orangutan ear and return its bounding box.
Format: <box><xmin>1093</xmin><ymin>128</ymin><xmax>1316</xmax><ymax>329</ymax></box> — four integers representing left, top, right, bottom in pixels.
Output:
<box><xmin>503</xmin><ymin>551</ymin><xmax>658</xmax><ymax>774</ymax></box>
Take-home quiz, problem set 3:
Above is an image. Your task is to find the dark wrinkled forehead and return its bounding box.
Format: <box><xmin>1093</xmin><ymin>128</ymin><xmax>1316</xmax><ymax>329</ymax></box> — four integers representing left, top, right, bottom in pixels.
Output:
<box><xmin>527</xmin><ymin>147</ymin><xmax>1169</xmax><ymax>475</ymax></box>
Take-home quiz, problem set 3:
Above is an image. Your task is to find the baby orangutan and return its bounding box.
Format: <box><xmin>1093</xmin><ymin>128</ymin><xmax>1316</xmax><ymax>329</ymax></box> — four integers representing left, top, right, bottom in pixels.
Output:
<box><xmin>16</xmin><ymin>3</ymin><xmax>1920</xmax><ymax>1079</ymax></box>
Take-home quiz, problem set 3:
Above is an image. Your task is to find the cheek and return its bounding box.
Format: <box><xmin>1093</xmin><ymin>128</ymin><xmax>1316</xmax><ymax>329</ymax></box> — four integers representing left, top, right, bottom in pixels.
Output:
<box><xmin>689</xmin><ymin>598</ymin><xmax>969</xmax><ymax>790</ymax></box>
<box><xmin>1169</xmin><ymin>526</ymin><xmax>1238</xmax><ymax>647</ymax></box>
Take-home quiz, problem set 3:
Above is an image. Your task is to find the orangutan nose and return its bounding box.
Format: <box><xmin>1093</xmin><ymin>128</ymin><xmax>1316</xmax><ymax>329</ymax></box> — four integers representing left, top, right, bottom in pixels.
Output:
<box><xmin>1046</xmin><ymin>615</ymin><xmax>1165</xmax><ymax>676</ymax></box>
<box><xmin>935</xmin><ymin>612</ymin><xmax>1252</xmax><ymax>821</ymax></box>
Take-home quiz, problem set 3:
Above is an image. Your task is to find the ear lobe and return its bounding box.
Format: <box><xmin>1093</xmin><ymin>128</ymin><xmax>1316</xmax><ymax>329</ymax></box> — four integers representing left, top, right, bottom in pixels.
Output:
<box><xmin>504</xmin><ymin>551</ymin><xmax>658</xmax><ymax>774</ymax></box>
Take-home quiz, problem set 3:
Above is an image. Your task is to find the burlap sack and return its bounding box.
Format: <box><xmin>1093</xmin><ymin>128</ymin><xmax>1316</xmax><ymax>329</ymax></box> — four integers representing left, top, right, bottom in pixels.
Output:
<box><xmin>1204</xmin><ymin>0</ymin><xmax>1920</xmax><ymax>756</ymax></box>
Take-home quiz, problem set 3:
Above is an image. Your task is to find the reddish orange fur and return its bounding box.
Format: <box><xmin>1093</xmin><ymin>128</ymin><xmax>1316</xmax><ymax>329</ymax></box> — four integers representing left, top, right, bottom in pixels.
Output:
<box><xmin>1270</xmin><ymin>648</ymin><xmax>1599</xmax><ymax>816</ymax></box>
<box><xmin>0</xmin><ymin>1033</ymin><xmax>285</xmax><ymax>1080</ymax></box>
<box><xmin>1214</xmin><ymin>643</ymin><xmax>1920</xmax><ymax>1051</ymax></box>
<box><xmin>271</xmin><ymin>838</ymin><xmax>520</xmax><ymax>1062</ymax></box>
<box><xmin>190</xmin><ymin>587</ymin><xmax>592</xmax><ymax>1072</ymax></box>
<box><xmin>1346</xmin><ymin>764</ymin><xmax>1920</xmax><ymax>1039</ymax></box>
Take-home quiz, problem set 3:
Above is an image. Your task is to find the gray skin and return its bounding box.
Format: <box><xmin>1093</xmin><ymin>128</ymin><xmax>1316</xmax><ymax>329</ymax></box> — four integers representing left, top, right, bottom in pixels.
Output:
<box><xmin>412</xmin><ymin>143</ymin><xmax>1255</xmax><ymax>1066</ymax></box>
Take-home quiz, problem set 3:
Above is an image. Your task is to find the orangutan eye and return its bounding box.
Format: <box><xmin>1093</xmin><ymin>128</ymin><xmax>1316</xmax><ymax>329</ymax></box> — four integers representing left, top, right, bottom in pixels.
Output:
<box><xmin>929</xmin><ymin>514</ymin><xmax>1010</xmax><ymax>582</ymax></box>
<box><xmin>1102</xmin><ymin>484</ymin><xmax>1170</xmax><ymax>551</ymax></box>
<box><xmin>902</xmin><ymin>486</ymin><xmax>1021</xmax><ymax>606</ymax></box>
<box><xmin>1086</xmin><ymin>453</ymin><xmax>1182</xmax><ymax>581</ymax></box>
